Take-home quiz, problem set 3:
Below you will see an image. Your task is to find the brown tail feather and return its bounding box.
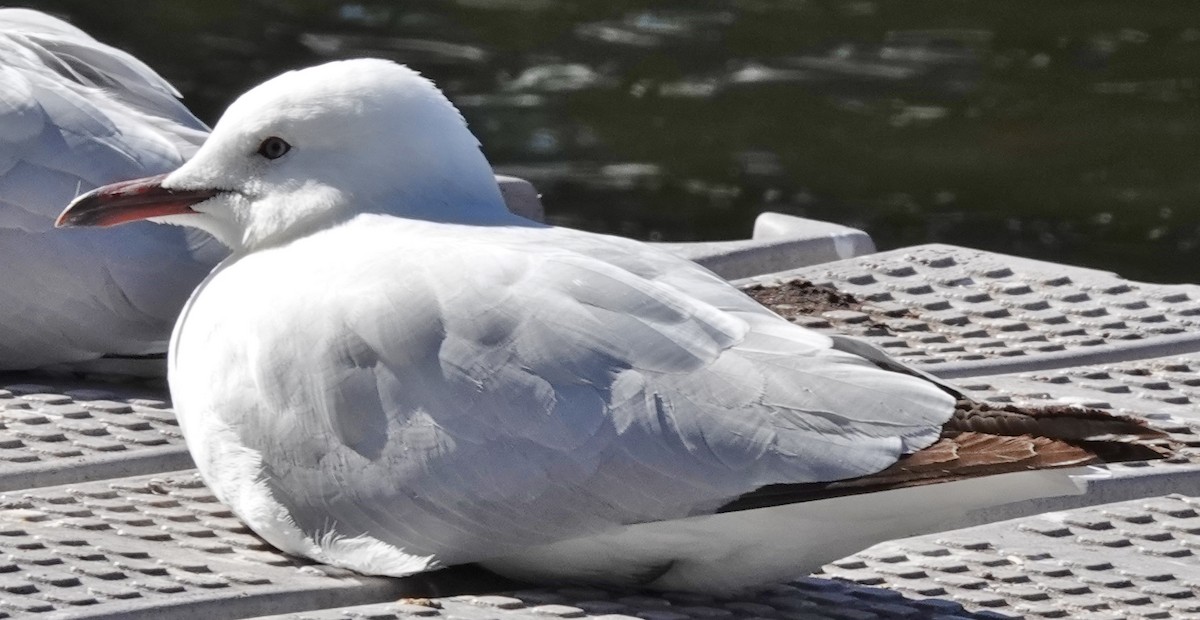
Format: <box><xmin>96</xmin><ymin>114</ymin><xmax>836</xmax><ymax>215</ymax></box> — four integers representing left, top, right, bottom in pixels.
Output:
<box><xmin>718</xmin><ymin>400</ymin><xmax>1179</xmax><ymax>514</ymax></box>
<box><xmin>945</xmin><ymin>399</ymin><xmax>1174</xmax><ymax>462</ymax></box>
<box><xmin>948</xmin><ymin>399</ymin><xmax>1170</xmax><ymax>442</ymax></box>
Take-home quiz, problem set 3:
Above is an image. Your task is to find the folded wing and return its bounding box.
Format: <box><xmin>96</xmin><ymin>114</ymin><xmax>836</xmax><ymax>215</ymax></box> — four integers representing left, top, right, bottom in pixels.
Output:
<box><xmin>177</xmin><ymin>219</ymin><xmax>955</xmax><ymax>566</ymax></box>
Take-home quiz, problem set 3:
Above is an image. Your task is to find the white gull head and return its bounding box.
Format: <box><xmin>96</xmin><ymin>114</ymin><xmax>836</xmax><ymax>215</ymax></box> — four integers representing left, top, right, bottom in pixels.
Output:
<box><xmin>60</xmin><ymin>59</ymin><xmax>512</xmax><ymax>251</ymax></box>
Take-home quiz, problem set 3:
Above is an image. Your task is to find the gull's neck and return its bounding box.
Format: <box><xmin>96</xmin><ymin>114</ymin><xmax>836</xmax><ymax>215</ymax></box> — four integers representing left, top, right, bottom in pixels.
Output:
<box><xmin>371</xmin><ymin>170</ymin><xmax>533</xmax><ymax>227</ymax></box>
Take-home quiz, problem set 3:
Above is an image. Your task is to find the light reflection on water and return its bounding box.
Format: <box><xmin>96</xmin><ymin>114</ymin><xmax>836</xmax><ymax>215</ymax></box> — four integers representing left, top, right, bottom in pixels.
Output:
<box><xmin>32</xmin><ymin>0</ymin><xmax>1200</xmax><ymax>282</ymax></box>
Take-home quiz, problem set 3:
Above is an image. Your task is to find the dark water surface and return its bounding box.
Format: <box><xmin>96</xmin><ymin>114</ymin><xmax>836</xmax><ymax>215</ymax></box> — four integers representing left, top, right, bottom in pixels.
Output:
<box><xmin>30</xmin><ymin>1</ymin><xmax>1200</xmax><ymax>283</ymax></box>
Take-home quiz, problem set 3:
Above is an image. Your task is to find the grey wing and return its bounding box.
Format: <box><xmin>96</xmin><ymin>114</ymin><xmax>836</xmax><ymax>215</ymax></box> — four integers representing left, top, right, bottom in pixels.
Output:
<box><xmin>231</xmin><ymin>236</ymin><xmax>954</xmax><ymax>565</ymax></box>
<box><xmin>0</xmin><ymin>11</ymin><xmax>220</xmax><ymax>367</ymax></box>
<box><xmin>0</xmin><ymin>13</ymin><xmax>207</xmax><ymax>228</ymax></box>
<box><xmin>0</xmin><ymin>8</ymin><xmax>206</xmax><ymax>131</ymax></box>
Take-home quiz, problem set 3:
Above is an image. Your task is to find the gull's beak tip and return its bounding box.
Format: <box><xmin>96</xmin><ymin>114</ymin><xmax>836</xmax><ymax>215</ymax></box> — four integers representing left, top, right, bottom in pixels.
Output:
<box><xmin>55</xmin><ymin>189</ymin><xmax>100</xmax><ymax>228</ymax></box>
<box><xmin>53</xmin><ymin>173</ymin><xmax>214</xmax><ymax>229</ymax></box>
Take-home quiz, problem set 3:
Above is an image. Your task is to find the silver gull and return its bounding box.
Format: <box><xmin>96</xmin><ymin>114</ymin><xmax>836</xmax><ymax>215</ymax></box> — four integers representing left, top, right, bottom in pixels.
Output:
<box><xmin>57</xmin><ymin>58</ymin><xmax>1172</xmax><ymax>592</ymax></box>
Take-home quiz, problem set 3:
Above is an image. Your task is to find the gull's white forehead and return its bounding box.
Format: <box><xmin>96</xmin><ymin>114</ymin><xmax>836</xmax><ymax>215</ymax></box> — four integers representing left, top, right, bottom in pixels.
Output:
<box><xmin>213</xmin><ymin>59</ymin><xmax>467</xmax><ymax>142</ymax></box>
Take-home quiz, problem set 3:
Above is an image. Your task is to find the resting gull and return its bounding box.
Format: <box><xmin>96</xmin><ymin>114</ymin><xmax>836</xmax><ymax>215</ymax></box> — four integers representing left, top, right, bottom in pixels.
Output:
<box><xmin>57</xmin><ymin>59</ymin><xmax>1172</xmax><ymax>592</ymax></box>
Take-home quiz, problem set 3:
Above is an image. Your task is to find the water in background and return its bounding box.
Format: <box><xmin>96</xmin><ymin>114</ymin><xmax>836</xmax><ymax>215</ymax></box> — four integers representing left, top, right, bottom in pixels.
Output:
<box><xmin>32</xmin><ymin>0</ymin><xmax>1200</xmax><ymax>283</ymax></box>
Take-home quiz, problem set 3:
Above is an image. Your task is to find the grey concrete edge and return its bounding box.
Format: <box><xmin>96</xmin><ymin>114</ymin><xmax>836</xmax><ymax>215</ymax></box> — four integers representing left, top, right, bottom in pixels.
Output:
<box><xmin>654</xmin><ymin>213</ymin><xmax>876</xmax><ymax>280</ymax></box>
<box><xmin>0</xmin><ymin>444</ymin><xmax>191</xmax><ymax>493</ymax></box>
<box><xmin>731</xmin><ymin>242</ymin><xmax>1133</xmax><ymax>288</ymax></box>
<box><xmin>923</xmin><ymin>332</ymin><xmax>1200</xmax><ymax>379</ymax></box>
<box><xmin>48</xmin><ymin>574</ymin><xmax>409</xmax><ymax>620</ymax></box>
<box><xmin>956</xmin><ymin>462</ymin><xmax>1200</xmax><ymax>531</ymax></box>
<box><xmin>496</xmin><ymin>181</ymin><xmax>881</xmax><ymax>280</ymax></box>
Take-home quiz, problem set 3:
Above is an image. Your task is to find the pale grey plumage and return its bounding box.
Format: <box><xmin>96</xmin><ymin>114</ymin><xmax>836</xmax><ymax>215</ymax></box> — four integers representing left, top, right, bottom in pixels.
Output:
<box><xmin>171</xmin><ymin>214</ymin><xmax>954</xmax><ymax>581</ymax></box>
<box><xmin>0</xmin><ymin>8</ymin><xmax>222</xmax><ymax>369</ymax></box>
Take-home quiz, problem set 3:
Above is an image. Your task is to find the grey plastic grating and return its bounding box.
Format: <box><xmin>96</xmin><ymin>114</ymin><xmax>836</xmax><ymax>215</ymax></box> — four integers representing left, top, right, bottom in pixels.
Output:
<box><xmin>738</xmin><ymin>244</ymin><xmax>1200</xmax><ymax>376</ymax></box>
<box><xmin>954</xmin><ymin>351</ymin><xmax>1200</xmax><ymax>430</ymax></box>
<box><xmin>821</xmin><ymin>494</ymin><xmax>1200</xmax><ymax>620</ymax></box>
<box><xmin>0</xmin><ymin>471</ymin><xmax>409</xmax><ymax>619</ymax></box>
<box><xmin>0</xmin><ymin>379</ymin><xmax>190</xmax><ymax>492</ymax></box>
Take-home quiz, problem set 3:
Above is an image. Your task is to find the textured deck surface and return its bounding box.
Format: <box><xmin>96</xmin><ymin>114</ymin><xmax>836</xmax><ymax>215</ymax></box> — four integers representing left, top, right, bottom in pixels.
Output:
<box><xmin>3</xmin><ymin>242</ymin><xmax>1200</xmax><ymax>619</ymax></box>
<box><xmin>741</xmin><ymin>244</ymin><xmax>1200</xmax><ymax>378</ymax></box>
<box><xmin>0</xmin><ymin>382</ymin><xmax>187</xmax><ymax>492</ymax></box>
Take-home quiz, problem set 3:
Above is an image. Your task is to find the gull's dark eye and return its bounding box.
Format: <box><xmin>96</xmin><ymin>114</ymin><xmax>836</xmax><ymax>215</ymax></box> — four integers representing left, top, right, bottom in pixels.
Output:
<box><xmin>257</xmin><ymin>137</ymin><xmax>291</xmax><ymax>160</ymax></box>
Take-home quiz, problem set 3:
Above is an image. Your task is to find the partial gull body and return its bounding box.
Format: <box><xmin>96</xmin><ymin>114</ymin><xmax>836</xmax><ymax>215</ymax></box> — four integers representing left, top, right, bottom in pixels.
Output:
<box><xmin>58</xmin><ymin>59</ymin><xmax>1172</xmax><ymax>592</ymax></box>
<box><xmin>0</xmin><ymin>8</ymin><xmax>222</xmax><ymax>370</ymax></box>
